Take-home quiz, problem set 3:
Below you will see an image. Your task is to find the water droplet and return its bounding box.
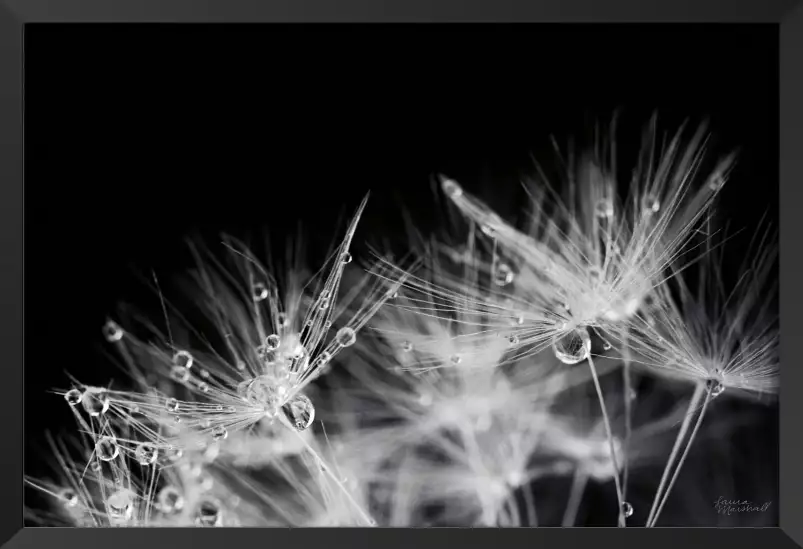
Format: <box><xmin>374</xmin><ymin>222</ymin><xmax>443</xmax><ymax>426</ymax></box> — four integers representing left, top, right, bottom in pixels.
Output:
<box><xmin>319</xmin><ymin>297</ymin><xmax>330</xmax><ymax>310</ymax></box>
<box><xmin>236</xmin><ymin>360</ymin><xmax>246</xmax><ymax>371</ymax></box>
<box><xmin>64</xmin><ymin>389</ymin><xmax>82</xmax><ymax>406</ymax></box>
<box><xmin>628</xmin><ymin>387</ymin><xmax>638</xmax><ymax>402</ymax></box>
<box><xmin>480</xmin><ymin>224</ymin><xmax>496</xmax><ymax>238</ymax></box>
<box><xmin>706</xmin><ymin>378</ymin><xmax>725</xmax><ymax>398</ymax></box>
<box><xmin>212</xmin><ymin>425</ymin><xmax>228</xmax><ymax>441</ymax></box>
<box><xmin>198</xmin><ymin>473</ymin><xmax>215</xmax><ymax>492</ymax></box>
<box><xmin>622</xmin><ymin>501</ymin><xmax>634</xmax><ymax>518</ymax></box>
<box><xmin>239</xmin><ymin>376</ymin><xmax>282</xmax><ymax>415</ymax></box>
<box><xmin>401</xmin><ymin>341</ymin><xmax>413</xmax><ymax>352</ymax></box>
<box><xmin>199</xmin><ymin>369</ymin><xmax>210</xmax><ymax>379</ymax></box>
<box><xmin>282</xmin><ymin>394</ymin><xmax>315</xmax><ymax>431</ymax></box>
<box><xmin>709</xmin><ymin>173</ymin><xmax>725</xmax><ymax>191</ymax></box>
<box><xmin>252</xmin><ymin>281</ymin><xmax>269</xmax><ymax>301</ymax></box>
<box><xmin>265</xmin><ymin>334</ymin><xmax>280</xmax><ymax>351</ymax></box>
<box><xmin>135</xmin><ymin>443</ymin><xmax>158</xmax><ymax>466</ymax></box>
<box><xmin>441</xmin><ymin>178</ymin><xmax>463</xmax><ymax>198</ymax></box>
<box><xmin>174</xmin><ymin>415</ymin><xmax>182</xmax><ymax>423</ymax></box>
<box><xmin>195</xmin><ymin>498</ymin><xmax>223</xmax><ymax>527</ymax></box>
<box><xmin>165</xmin><ymin>398</ymin><xmax>179</xmax><ymax>412</ymax></box>
<box><xmin>226</xmin><ymin>405</ymin><xmax>236</xmax><ymax>413</ymax></box>
<box><xmin>450</xmin><ymin>354</ymin><xmax>462</xmax><ymax>365</ymax></box>
<box><xmin>276</xmin><ymin>312</ymin><xmax>289</xmax><ymax>327</ymax></box>
<box><xmin>172</xmin><ymin>350</ymin><xmax>194</xmax><ymax>370</ymax></box>
<box><xmin>595</xmin><ymin>198</ymin><xmax>614</xmax><ymax>219</ymax></box>
<box><xmin>335</xmin><ymin>326</ymin><xmax>356</xmax><ymax>347</ymax></box>
<box><xmin>90</xmin><ymin>461</ymin><xmax>102</xmax><ymax>473</ymax></box>
<box><xmin>157</xmin><ymin>486</ymin><xmax>184</xmax><ymax>514</ymax></box>
<box><xmin>81</xmin><ymin>389</ymin><xmax>110</xmax><ymax>417</ymax></box>
<box><xmin>170</xmin><ymin>365</ymin><xmax>190</xmax><ymax>383</ymax></box>
<box><xmin>553</xmin><ymin>328</ymin><xmax>591</xmax><ymax>365</ymax></box>
<box><xmin>198</xmin><ymin>381</ymin><xmax>209</xmax><ymax>393</ymax></box>
<box><xmin>103</xmin><ymin>320</ymin><xmax>124</xmax><ymax>342</ymax></box>
<box><xmin>418</xmin><ymin>393</ymin><xmax>433</xmax><ymax>407</ymax></box>
<box><xmin>508</xmin><ymin>334</ymin><xmax>520</xmax><ymax>345</ymax></box>
<box><xmin>95</xmin><ymin>436</ymin><xmax>119</xmax><ymax>462</ymax></box>
<box><xmin>59</xmin><ymin>488</ymin><xmax>79</xmax><ymax>507</ymax></box>
<box><xmin>641</xmin><ymin>193</ymin><xmax>660</xmax><ymax>214</ymax></box>
<box><xmin>588</xmin><ymin>265</ymin><xmax>603</xmax><ymax>283</ymax></box>
<box><xmin>164</xmin><ymin>446</ymin><xmax>183</xmax><ymax>462</ymax></box>
<box><xmin>493</xmin><ymin>263</ymin><xmax>515</xmax><ymax>287</ymax></box>
<box><xmin>107</xmin><ymin>489</ymin><xmax>135</xmax><ymax>521</ymax></box>
<box><xmin>341</xmin><ymin>252</ymin><xmax>352</xmax><ymax>265</ymax></box>
<box><xmin>603</xmin><ymin>341</ymin><xmax>612</xmax><ymax>351</ymax></box>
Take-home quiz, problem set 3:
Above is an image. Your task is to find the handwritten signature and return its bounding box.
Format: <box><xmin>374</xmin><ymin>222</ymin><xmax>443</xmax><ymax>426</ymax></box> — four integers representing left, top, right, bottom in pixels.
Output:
<box><xmin>714</xmin><ymin>496</ymin><xmax>772</xmax><ymax>515</ymax></box>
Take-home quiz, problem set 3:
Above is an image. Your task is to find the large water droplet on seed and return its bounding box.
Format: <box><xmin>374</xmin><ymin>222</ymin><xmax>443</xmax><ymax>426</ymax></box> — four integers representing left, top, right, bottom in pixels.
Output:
<box><xmin>81</xmin><ymin>388</ymin><xmax>110</xmax><ymax>417</ymax></box>
<box><xmin>282</xmin><ymin>394</ymin><xmax>315</xmax><ymax>431</ymax></box>
<box><xmin>553</xmin><ymin>328</ymin><xmax>591</xmax><ymax>365</ymax></box>
<box><xmin>96</xmin><ymin>436</ymin><xmax>119</xmax><ymax>462</ymax></box>
<box><xmin>706</xmin><ymin>378</ymin><xmax>725</xmax><ymax>398</ymax></box>
<box><xmin>341</xmin><ymin>252</ymin><xmax>352</xmax><ymax>265</ymax></box>
<box><xmin>172</xmin><ymin>350</ymin><xmax>194</xmax><ymax>370</ymax></box>
<box><xmin>212</xmin><ymin>425</ymin><xmax>228</xmax><ymax>441</ymax></box>
<box><xmin>265</xmin><ymin>334</ymin><xmax>280</xmax><ymax>351</ymax></box>
<box><xmin>64</xmin><ymin>389</ymin><xmax>82</xmax><ymax>407</ymax></box>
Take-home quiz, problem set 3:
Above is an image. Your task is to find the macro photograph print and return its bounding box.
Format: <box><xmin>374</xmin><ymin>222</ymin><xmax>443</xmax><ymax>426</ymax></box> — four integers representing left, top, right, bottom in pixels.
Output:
<box><xmin>22</xmin><ymin>24</ymin><xmax>779</xmax><ymax>528</ymax></box>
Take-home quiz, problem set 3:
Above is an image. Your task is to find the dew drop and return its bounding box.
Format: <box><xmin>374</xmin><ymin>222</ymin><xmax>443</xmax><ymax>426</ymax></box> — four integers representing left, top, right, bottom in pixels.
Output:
<box><xmin>595</xmin><ymin>198</ymin><xmax>614</xmax><ymax>219</ymax></box>
<box><xmin>200</xmin><ymin>418</ymin><xmax>212</xmax><ymax>429</ymax></box>
<box><xmin>202</xmin><ymin>441</ymin><xmax>220</xmax><ymax>462</ymax></box>
<box><xmin>252</xmin><ymin>281</ymin><xmax>269</xmax><ymax>301</ymax></box>
<box><xmin>172</xmin><ymin>350</ymin><xmax>194</xmax><ymax>370</ymax></box>
<box><xmin>135</xmin><ymin>443</ymin><xmax>158</xmax><ymax>466</ymax></box>
<box><xmin>401</xmin><ymin>341</ymin><xmax>413</xmax><ymax>352</ymax></box>
<box><xmin>493</xmin><ymin>262</ymin><xmax>515</xmax><ymax>287</ymax></box>
<box><xmin>319</xmin><ymin>297</ymin><xmax>330</xmax><ymax>310</ymax></box>
<box><xmin>195</xmin><ymin>498</ymin><xmax>223</xmax><ymax>527</ymax></box>
<box><xmin>603</xmin><ymin>341</ymin><xmax>612</xmax><ymax>351</ymax></box>
<box><xmin>628</xmin><ymin>387</ymin><xmax>638</xmax><ymax>402</ymax></box>
<box><xmin>59</xmin><ymin>488</ymin><xmax>79</xmax><ymax>507</ymax></box>
<box><xmin>95</xmin><ymin>436</ymin><xmax>119</xmax><ymax>462</ymax></box>
<box><xmin>165</xmin><ymin>398</ymin><xmax>179</xmax><ymax>412</ymax></box>
<box><xmin>553</xmin><ymin>328</ymin><xmax>591</xmax><ymax>365</ymax></box>
<box><xmin>170</xmin><ymin>365</ymin><xmax>190</xmax><ymax>383</ymax></box>
<box><xmin>103</xmin><ymin>320</ymin><xmax>124</xmax><ymax>342</ymax></box>
<box><xmin>341</xmin><ymin>252</ymin><xmax>352</xmax><ymax>265</ymax></box>
<box><xmin>508</xmin><ymin>334</ymin><xmax>520</xmax><ymax>345</ymax></box>
<box><xmin>706</xmin><ymin>378</ymin><xmax>725</xmax><ymax>398</ymax></box>
<box><xmin>106</xmin><ymin>489</ymin><xmax>135</xmax><ymax>521</ymax></box>
<box><xmin>211</xmin><ymin>425</ymin><xmax>228</xmax><ymax>441</ymax></box>
<box><xmin>622</xmin><ymin>501</ymin><xmax>634</xmax><ymax>518</ymax></box>
<box><xmin>335</xmin><ymin>326</ymin><xmax>357</xmax><ymax>348</ymax></box>
<box><xmin>157</xmin><ymin>486</ymin><xmax>184</xmax><ymax>514</ymax></box>
<box><xmin>64</xmin><ymin>389</ymin><xmax>83</xmax><ymax>407</ymax></box>
<box><xmin>641</xmin><ymin>193</ymin><xmax>660</xmax><ymax>214</ymax></box>
<box><xmin>441</xmin><ymin>178</ymin><xmax>463</xmax><ymax>199</ymax></box>
<box><xmin>199</xmin><ymin>369</ymin><xmax>210</xmax><ymax>379</ymax></box>
<box><xmin>165</xmin><ymin>446</ymin><xmax>183</xmax><ymax>462</ymax></box>
<box><xmin>265</xmin><ymin>334</ymin><xmax>281</xmax><ymax>351</ymax></box>
<box><xmin>235</xmin><ymin>360</ymin><xmax>246</xmax><ymax>371</ymax></box>
<box><xmin>282</xmin><ymin>394</ymin><xmax>316</xmax><ymax>431</ymax></box>
<box><xmin>198</xmin><ymin>381</ymin><xmax>209</xmax><ymax>393</ymax></box>
<box><xmin>90</xmin><ymin>461</ymin><xmax>102</xmax><ymax>473</ymax></box>
<box><xmin>709</xmin><ymin>173</ymin><xmax>725</xmax><ymax>191</ymax></box>
<box><xmin>450</xmin><ymin>354</ymin><xmax>462</xmax><ymax>365</ymax></box>
<box><xmin>276</xmin><ymin>312</ymin><xmax>289</xmax><ymax>327</ymax></box>
<box><xmin>81</xmin><ymin>389</ymin><xmax>110</xmax><ymax>417</ymax></box>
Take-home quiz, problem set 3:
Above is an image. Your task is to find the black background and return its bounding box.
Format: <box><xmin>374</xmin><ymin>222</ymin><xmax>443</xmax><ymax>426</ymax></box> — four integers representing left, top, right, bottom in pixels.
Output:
<box><xmin>23</xmin><ymin>24</ymin><xmax>779</xmax><ymax>524</ymax></box>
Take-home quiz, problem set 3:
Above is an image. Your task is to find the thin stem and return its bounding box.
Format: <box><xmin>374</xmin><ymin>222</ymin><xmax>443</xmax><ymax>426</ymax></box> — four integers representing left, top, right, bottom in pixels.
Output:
<box><xmin>622</xmin><ymin>329</ymin><xmax>633</xmax><ymax>502</ymax></box>
<box><xmin>648</xmin><ymin>386</ymin><xmax>713</xmax><ymax>527</ymax></box>
<box><xmin>645</xmin><ymin>382</ymin><xmax>705</xmax><ymax>526</ymax></box>
<box><xmin>562</xmin><ymin>466</ymin><xmax>589</xmax><ymax>527</ymax></box>
<box><xmin>587</xmin><ymin>353</ymin><xmax>626</xmax><ymax>527</ymax></box>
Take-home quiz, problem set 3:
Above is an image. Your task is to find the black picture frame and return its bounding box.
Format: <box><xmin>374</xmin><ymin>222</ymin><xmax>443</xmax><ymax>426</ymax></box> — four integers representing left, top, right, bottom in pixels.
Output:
<box><xmin>2</xmin><ymin>1</ymin><xmax>800</xmax><ymax>548</ymax></box>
